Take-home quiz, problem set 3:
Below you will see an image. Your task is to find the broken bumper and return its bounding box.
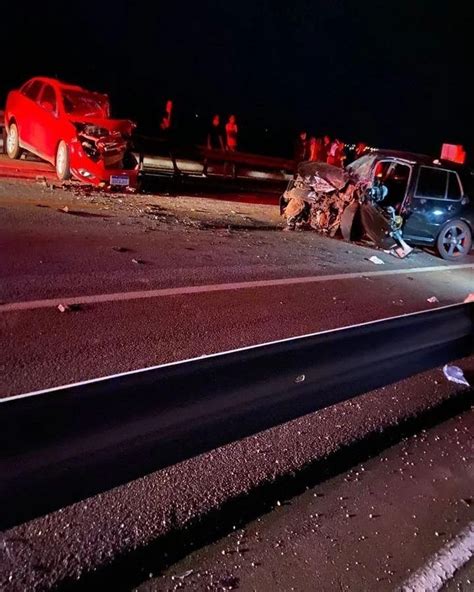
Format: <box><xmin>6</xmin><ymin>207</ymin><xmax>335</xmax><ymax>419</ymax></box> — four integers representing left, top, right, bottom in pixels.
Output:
<box><xmin>69</xmin><ymin>141</ymin><xmax>139</xmax><ymax>187</ymax></box>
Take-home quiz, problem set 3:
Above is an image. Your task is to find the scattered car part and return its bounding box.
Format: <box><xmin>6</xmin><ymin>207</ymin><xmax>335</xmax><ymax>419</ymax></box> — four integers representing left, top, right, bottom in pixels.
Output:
<box><xmin>443</xmin><ymin>364</ymin><xmax>470</xmax><ymax>387</ymax></box>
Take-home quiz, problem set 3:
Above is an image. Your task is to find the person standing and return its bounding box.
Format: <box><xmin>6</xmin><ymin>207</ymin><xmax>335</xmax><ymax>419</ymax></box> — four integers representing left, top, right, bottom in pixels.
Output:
<box><xmin>327</xmin><ymin>138</ymin><xmax>344</xmax><ymax>167</ymax></box>
<box><xmin>309</xmin><ymin>136</ymin><xmax>323</xmax><ymax>161</ymax></box>
<box><xmin>202</xmin><ymin>114</ymin><xmax>224</xmax><ymax>176</ymax></box>
<box><xmin>294</xmin><ymin>131</ymin><xmax>308</xmax><ymax>163</ymax></box>
<box><xmin>159</xmin><ymin>99</ymin><xmax>180</xmax><ymax>176</ymax></box>
<box><xmin>225</xmin><ymin>115</ymin><xmax>238</xmax><ymax>177</ymax></box>
<box><xmin>225</xmin><ymin>115</ymin><xmax>238</xmax><ymax>151</ymax></box>
<box><xmin>321</xmin><ymin>135</ymin><xmax>331</xmax><ymax>163</ymax></box>
<box><xmin>293</xmin><ymin>131</ymin><xmax>308</xmax><ymax>177</ymax></box>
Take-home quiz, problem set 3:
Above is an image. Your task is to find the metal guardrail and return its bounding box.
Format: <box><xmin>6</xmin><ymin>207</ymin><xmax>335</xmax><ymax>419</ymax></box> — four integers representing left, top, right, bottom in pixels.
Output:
<box><xmin>133</xmin><ymin>134</ymin><xmax>295</xmax><ymax>179</ymax></box>
<box><xmin>1</xmin><ymin>303</ymin><xmax>473</xmax><ymax>530</ymax></box>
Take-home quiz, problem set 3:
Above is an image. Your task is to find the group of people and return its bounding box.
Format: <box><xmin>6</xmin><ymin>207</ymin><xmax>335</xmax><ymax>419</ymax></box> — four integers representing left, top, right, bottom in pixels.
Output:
<box><xmin>202</xmin><ymin>114</ymin><xmax>239</xmax><ymax>176</ymax></box>
<box><xmin>158</xmin><ymin>99</ymin><xmax>367</xmax><ymax>177</ymax></box>
<box><xmin>294</xmin><ymin>132</ymin><xmax>367</xmax><ymax>169</ymax></box>
<box><xmin>205</xmin><ymin>114</ymin><xmax>239</xmax><ymax>151</ymax></box>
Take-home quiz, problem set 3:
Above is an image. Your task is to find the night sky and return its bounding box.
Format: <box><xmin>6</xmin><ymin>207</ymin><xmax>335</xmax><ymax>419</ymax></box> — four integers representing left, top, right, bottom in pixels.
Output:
<box><xmin>3</xmin><ymin>0</ymin><xmax>473</xmax><ymax>158</ymax></box>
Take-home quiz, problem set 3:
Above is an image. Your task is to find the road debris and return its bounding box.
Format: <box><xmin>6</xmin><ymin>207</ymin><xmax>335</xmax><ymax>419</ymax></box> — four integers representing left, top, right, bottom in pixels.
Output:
<box><xmin>112</xmin><ymin>246</ymin><xmax>130</xmax><ymax>253</ymax></box>
<box><xmin>172</xmin><ymin>569</ymin><xmax>194</xmax><ymax>580</ymax></box>
<box><xmin>57</xmin><ymin>303</ymin><xmax>82</xmax><ymax>313</ymax></box>
<box><xmin>389</xmin><ymin>243</ymin><xmax>414</xmax><ymax>258</ymax></box>
<box><xmin>443</xmin><ymin>365</ymin><xmax>470</xmax><ymax>387</ymax></box>
<box><xmin>368</xmin><ymin>256</ymin><xmax>384</xmax><ymax>265</ymax></box>
<box><xmin>295</xmin><ymin>374</ymin><xmax>306</xmax><ymax>384</ymax></box>
<box><xmin>131</xmin><ymin>258</ymin><xmax>144</xmax><ymax>265</ymax></box>
<box><xmin>59</xmin><ymin>206</ymin><xmax>69</xmax><ymax>213</ymax></box>
<box><xmin>427</xmin><ymin>296</ymin><xmax>439</xmax><ymax>304</ymax></box>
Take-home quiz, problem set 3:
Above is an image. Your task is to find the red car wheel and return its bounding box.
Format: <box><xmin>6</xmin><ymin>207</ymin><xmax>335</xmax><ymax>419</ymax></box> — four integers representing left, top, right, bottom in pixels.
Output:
<box><xmin>56</xmin><ymin>141</ymin><xmax>72</xmax><ymax>181</ymax></box>
<box><xmin>6</xmin><ymin>123</ymin><xmax>22</xmax><ymax>159</ymax></box>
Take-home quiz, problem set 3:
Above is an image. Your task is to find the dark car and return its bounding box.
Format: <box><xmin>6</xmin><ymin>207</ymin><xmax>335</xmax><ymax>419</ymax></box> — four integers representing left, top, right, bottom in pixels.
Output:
<box><xmin>280</xmin><ymin>150</ymin><xmax>473</xmax><ymax>260</ymax></box>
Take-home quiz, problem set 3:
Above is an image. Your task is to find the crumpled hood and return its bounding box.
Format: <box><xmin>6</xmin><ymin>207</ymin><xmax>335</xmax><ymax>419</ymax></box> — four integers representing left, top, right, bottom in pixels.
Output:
<box><xmin>297</xmin><ymin>161</ymin><xmax>354</xmax><ymax>192</ymax></box>
<box><xmin>69</xmin><ymin>117</ymin><xmax>135</xmax><ymax>136</ymax></box>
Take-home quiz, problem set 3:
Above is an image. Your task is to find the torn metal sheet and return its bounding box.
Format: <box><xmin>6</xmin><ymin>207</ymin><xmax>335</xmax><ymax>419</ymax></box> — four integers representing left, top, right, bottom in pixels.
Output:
<box><xmin>280</xmin><ymin>158</ymin><xmax>412</xmax><ymax>255</ymax></box>
<box><xmin>280</xmin><ymin>162</ymin><xmax>363</xmax><ymax>238</ymax></box>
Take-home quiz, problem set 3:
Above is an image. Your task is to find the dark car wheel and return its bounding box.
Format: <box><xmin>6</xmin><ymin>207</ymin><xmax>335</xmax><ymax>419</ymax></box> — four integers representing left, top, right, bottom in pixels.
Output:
<box><xmin>6</xmin><ymin>122</ymin><xmax>22</xmax><ymax>159</ymax></box>
<box><xmin>56</xmin><ymin>141</ymin><xmax>72</xmax><ymax>181</ymax></box>
<box><xmin>436</xmin><ymin>220</ymin><xmax>472</xmax><ymax>261</ymax></box>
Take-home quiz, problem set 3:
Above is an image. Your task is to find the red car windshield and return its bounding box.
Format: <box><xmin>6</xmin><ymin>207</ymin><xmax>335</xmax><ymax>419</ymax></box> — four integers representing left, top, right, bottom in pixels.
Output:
<box><xmin>62</xmin><ymin>90</ymin><xmax>109</xmax><ymax>117</ymax></box>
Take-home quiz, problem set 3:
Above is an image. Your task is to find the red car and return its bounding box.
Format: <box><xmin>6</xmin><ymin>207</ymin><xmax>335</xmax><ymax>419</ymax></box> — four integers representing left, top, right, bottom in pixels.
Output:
<box><xmin>4</xmin><ymin>77</ymin><xmax>139</xmax><ymax>187</ymax></box>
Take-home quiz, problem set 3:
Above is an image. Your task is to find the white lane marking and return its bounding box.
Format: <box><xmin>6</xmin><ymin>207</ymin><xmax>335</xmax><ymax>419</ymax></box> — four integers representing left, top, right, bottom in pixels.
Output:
<box><xmin>398</xmin><ymin>522</ymin><xmax>474</xmax><ymax>592</ymax></box>
<box><xmin>0</xmin><ymin>263</ymin><xmax>473</xmax><ymax>313</ymax></box>
<box><xmin>0</xmin><ymin>302</ymin><xmax>466</xmax><ymax>402</ymax></box>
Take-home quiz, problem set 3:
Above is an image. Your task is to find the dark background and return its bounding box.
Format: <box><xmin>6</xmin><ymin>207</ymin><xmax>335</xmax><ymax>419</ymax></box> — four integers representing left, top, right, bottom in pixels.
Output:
<box><xmin>2</xmin><ymin>0</ymin><xmax>473</xmax><ymax>158</ymax></box>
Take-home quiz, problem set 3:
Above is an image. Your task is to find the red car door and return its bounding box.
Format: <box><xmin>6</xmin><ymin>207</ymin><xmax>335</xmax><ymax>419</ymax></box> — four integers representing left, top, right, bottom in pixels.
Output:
<box><xmin>32</xmin><ymin>83</ymin><xmax>62</xmax><ymax>162</ymax></box>
<box><xmin>15</xmin><ymin>79</ymin><xmax>44</xmax><ymax>149</ymax></box>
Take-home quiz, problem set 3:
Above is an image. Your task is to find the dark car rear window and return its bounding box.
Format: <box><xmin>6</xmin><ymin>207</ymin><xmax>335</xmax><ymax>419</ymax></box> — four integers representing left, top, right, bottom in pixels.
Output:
<box><xmin>415</xmin><ymin>167</ymin><xmax>448</xmax><ymax>199</ymax></box>
<box><xmin>447</xmin><ymin>172</ymin><xmax>462</xmax><ymax>200</ymax></box>
<box><xmin>458</xmin><ymin>171</ymin><xmax>473</xmax><ymax>198</ymax></box>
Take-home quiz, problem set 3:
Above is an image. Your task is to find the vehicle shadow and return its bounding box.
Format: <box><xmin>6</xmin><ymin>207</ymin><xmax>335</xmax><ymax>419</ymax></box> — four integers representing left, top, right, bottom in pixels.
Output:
<box><xmin>57</xmin><ymin>209</ymin><xmax>111</xmax><ymax>218</ymax></box>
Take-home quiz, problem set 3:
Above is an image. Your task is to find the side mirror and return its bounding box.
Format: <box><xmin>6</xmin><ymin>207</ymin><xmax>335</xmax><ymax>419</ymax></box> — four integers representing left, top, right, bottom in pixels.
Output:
<box><xmin>461</xmin><ymin>196</ymin><xmax>469</xmax><ymax>206</ymax></box>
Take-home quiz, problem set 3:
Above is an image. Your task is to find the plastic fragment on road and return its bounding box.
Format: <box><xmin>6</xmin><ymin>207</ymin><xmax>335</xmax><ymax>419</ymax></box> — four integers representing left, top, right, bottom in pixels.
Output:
<box><xmin>57</xmin><ymin>303</ymin><xmax>81</xmax><ymax>313</ymax></box>
<box><xmin>60</xmin><ymin>206</ymin><xmax>69</xmax><ymax>213</ymax></box>
<box><xmin>172</xmin><ymin>569</ymin><xmax>194</xmax><ymax>580</ymax></box>
<box><xmin>368</xmin><ymin>255</ymin><xmax>384</xmax><ymax>265</ymax></box>
<box><xmin>427</xmin><ymin>296</ymin><xmax>439</xmax><ymax>303</ymax></box>
<box><xmin>443</xmin><ymin>365</ymin><xmax>470</xmax><ymax>387</ymax></box>
<box><xmin>295</xmin><ymin>374</ymin><xmax>306</xmax><ymax>383</ymax></box>
<box><xmin>390</xmin><ymin>243</ymin><xmax>414</xmax><ymax>259</ymax></box>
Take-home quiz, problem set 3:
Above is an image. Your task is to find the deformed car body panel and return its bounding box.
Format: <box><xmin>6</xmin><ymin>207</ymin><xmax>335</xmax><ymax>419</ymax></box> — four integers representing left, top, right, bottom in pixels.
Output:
<box><xmin>359</xmin><ymin>202</ymin><xmax>398</xmax><ymax>249</ymax></box>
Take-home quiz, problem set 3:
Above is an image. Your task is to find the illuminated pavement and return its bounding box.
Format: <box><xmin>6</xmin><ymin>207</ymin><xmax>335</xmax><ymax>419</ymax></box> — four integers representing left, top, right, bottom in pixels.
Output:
<box><xmin>0</xmin><ymin>178</ymin><xmax>473</xmax><ymax>591</ymax></box>
<box><xmin>140</xmin><ymin>407</ymin><xmax>474</xmax><ymax>592</ymax></box>
<box><xmin>0</xmin><ymin>178</ymin><xmax>473</xmax><ymax>397</ymax></box>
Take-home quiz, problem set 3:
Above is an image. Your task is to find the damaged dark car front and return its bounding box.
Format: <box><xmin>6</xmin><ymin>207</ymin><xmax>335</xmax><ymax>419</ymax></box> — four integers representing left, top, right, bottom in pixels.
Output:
<box><xmin>280</xmin><ymin>151</ymin><xmax>474</xmax><ymax>260</ymax></box>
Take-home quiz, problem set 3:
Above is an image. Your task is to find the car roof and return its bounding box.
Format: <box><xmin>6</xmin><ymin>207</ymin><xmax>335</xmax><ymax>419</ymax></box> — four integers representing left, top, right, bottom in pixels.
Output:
<box><xmin>374</xmin><ymin>149</ymin><xmax>471</xmax><ymax>172</ymax></box>
<box><xmin>374</xmin><ymin>149</ymin><xmax>435</xmax><ymax>165</ymax></box>
<box><xmin>25</xmin><ymin>77</ymin><xmax>91</xmax><ymax>93</ymax></box>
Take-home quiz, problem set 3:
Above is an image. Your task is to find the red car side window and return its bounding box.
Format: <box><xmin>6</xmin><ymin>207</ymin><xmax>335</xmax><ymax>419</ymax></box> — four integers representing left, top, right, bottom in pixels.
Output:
<box><xmin>39</xmin><ymin>85</ymin><xmax>58</xmax><ymax>113</ymax></box>
<box><xmin>22</xmin><ymin>80</ymin><xmax>43</xmax><ymax>102</ymax></box>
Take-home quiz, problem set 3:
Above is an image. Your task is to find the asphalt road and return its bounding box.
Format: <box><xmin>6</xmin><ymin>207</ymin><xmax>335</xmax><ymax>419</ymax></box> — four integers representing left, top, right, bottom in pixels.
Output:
<box><xmin>0</xmin><ymin>179</ymin><xmax>473</xmax><ymax>396</ymax></box>
<box><xmin>0</xmin><ymin>179</ymin><xmax>473</xmax><ymax>591</ymax></box>
<box><xmin>143</xmin><ymin>408</ymin><xmax>474</xmax><ymax>592</ymax></box>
